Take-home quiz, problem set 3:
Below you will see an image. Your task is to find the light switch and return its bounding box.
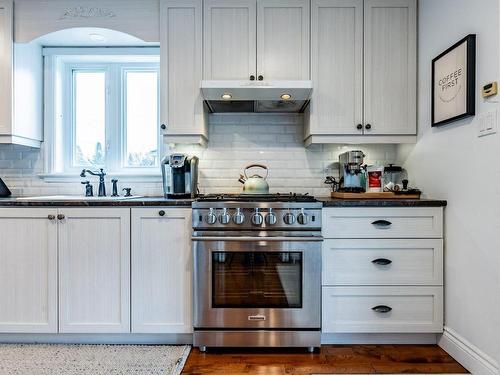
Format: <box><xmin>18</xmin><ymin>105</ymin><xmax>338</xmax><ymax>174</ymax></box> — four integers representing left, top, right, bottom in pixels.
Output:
<box><xmin>478</xmin><ymin>109</ymin><xmax>498</xmax><ymax>137</ymax></box>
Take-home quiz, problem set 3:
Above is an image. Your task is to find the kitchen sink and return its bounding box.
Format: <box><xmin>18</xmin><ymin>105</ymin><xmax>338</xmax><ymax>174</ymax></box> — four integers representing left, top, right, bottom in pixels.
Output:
<box><xmin>16</xmin><ymin>195</ymin><xmax>143</xmax><ymax>201</ymax></box>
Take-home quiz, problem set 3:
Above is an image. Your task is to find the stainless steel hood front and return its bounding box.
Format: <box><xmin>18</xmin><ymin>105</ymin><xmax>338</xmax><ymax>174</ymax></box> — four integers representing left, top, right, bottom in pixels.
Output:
<box><xmin>201</xmin><ymin>80</ymin><xmax>312</xmax><ymax>113</ymax></box>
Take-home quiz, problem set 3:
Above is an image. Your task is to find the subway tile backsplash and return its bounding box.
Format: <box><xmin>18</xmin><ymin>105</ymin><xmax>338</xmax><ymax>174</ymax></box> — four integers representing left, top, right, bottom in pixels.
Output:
<box><xmin>0</xmin><ymin>114</ymin><xmax>398</xmax><ymax>197</ymax></box>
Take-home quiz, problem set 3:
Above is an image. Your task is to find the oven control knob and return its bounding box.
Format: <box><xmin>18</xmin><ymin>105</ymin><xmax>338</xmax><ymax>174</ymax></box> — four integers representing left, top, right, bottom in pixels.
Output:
<box><xmin>297</xmin><ymin>212</ymin><xmax>309</xmax><ymax>225</ymax></box>
<box><xmin>206</xmin><ymin>209</ymin><xmax>217</xmax><ymax>225</ymax></box>
<box><xmin>283</xmin><ymin>212</ymin><xmax>296</xmax><ymax>225</ymax></box>
<box><xmin>265</xmin><ymin>210</ymin><xmax>277</xmax><ymax>225</ymax></box>
<box><xmin>219</xmin><ymin>208</ymin><xmax>230</xmax><ymax>224</ymax></box>
<box><xmin>251</xmin><ymin>210</ymin><xmax>264</xmax><ymax>226</ymax></box>
<box><xmin>233</xmin><ymin>208</ymin><xmax>245</xmax><ymax>225</ymax></box>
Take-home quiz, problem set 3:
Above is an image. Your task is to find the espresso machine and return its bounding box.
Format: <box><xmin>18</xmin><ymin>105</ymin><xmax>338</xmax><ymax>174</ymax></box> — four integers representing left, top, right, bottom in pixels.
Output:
<box><xmin>339</xmin><ymin>150</ymin><xmax>366</xmax><ymax>192</ymax></box>
<box><xmin>161</xmin><ymin>154</ymin><xmax>199</xmax><ymax>198</ymax></box>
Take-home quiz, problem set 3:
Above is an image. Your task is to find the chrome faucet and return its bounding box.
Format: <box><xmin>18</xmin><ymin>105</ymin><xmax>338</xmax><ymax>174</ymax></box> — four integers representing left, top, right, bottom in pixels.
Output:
<box><xmin>80</xmin><ymin>168</ymin><xmax>106</xmax><ymax>196</ymax></box>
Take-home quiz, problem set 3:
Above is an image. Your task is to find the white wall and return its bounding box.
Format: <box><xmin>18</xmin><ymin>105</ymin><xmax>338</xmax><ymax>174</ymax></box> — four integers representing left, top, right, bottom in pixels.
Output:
<box><xmin>399</xmin><ymin>0</ymin><xmax>500</xmax><ymax>371</ymax></box>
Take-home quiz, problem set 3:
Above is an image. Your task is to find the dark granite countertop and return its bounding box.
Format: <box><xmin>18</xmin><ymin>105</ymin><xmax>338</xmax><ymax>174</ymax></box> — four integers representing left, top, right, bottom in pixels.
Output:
<box><xmin>318</xmin><ymin>197</ymin><xmax>447</xmax><ymax>207</ymax></box>
<box><xmin>0</xmin><ymin>197</ymin><xmax>194</xmax><ymax>207</ymax></box>
<box><xmin>0</xmin><ymin>196</ymin><xmax>446</xmax><ymax>208</ymax></box>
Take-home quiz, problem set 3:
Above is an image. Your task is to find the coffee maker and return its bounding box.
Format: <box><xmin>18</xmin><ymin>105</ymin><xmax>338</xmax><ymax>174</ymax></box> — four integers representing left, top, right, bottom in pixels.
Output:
<box><xmin>339</xmin><ymin>150</ymin><xmax>366</xmax><ymax>192</ymax></box>
<box><xmin>161</xmin><ymin>154</ymin><xmax>199</xmax><ymax>198</ymax></box>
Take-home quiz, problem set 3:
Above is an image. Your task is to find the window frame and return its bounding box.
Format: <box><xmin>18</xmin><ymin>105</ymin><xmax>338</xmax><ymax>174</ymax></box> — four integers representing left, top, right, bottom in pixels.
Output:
<box><xmin>42</xmin><ymin>47</ymin><xmax>162</xmax><ymax>181</ymax></box>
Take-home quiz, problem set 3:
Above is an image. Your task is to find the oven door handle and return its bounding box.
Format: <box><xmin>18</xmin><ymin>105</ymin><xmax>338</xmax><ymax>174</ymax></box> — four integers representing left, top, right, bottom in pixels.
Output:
<box><xmin>191</xmin><ymin>236</ymin><xmax>323</xmax><ymax>242</ymax></box>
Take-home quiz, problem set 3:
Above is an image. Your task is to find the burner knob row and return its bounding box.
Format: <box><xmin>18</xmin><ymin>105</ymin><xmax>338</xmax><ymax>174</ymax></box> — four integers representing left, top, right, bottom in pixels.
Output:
<box><xmin>204</xmin><ymin>208</ymin><xmax>310</xmax><ymax>226</ymax></box>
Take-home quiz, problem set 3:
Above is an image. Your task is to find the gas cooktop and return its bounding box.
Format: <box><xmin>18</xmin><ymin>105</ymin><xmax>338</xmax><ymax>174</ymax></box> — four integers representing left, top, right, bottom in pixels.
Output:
<box><xmin>196</xmin><ymin>193</ymin><xmax>316</xmax><ymax>202</ymax></box>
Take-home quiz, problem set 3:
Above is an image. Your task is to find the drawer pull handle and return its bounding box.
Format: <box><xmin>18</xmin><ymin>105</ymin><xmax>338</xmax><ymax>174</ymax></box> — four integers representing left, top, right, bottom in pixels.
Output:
<box><xmin>371</xmin><ymin>219</ymin><xmax>392</xmax><ymax>227</ymax></box>
<box><xmin>372</xmin><ymin>258</ymin><xmax>392</xmax><ymax>266</ymax></box>
<box><xmin>372</xmin><ymin>305</ymin><xmax>392</xmax><ymax>313</ymax></box>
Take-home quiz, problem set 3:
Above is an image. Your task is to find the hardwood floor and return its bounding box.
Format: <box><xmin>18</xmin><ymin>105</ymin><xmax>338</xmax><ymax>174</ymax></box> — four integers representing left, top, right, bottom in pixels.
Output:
<box><xmin>182</xmin><ymin>345</ymin><xmax>468</xmax><ymax>375</ymax></box>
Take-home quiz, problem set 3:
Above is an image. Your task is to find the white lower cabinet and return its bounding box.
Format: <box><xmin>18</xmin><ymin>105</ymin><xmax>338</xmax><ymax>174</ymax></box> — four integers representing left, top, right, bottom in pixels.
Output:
<box><xmin>0</xmin><ymin>208</ymin><xmax>58</xmax><ymax>333</ymax></box>
<box><xmin>131</xmin><ymin>208</ymin><xmax>192</xmax><ymax>333</ymax></box>
<box><xmin>322</xmin><ymin>286</ymin><xmax>443</xmax><ymax>333</ymax></box>
<box><xmin>58</xmin><ymin>208</ymin><xmax>130</xmax><ymax>333</ymax></box>
<box><xmin>322</xmin><ymin>207</ymin><xmax>444</xmax><ymax>335</ymax></box>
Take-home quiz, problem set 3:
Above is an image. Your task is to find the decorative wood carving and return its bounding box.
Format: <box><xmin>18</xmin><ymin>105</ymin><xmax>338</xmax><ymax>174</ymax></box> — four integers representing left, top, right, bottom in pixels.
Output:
<box><xmin>59</xmin><ymin>6</ymin><xmax>117</xmax><ymax>20</ymax></box>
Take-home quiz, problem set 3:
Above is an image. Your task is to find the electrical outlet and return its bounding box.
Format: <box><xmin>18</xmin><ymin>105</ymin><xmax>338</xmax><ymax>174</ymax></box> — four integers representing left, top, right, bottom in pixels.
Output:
<box><xmin>477</xmin><ymin>109</ymin><xmax>498</xmax><ymax>137</ymax></box>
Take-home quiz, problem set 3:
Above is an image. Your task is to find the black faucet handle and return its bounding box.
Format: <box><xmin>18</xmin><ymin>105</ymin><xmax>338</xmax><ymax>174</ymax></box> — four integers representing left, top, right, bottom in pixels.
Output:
<box><xmin>111</xmin><ymin>179</ymin><xmax>119</xmax><ymax>197</ymax></box>
<box><xmin>122</xmin><ymin>187</ymin><xmax>132</xmax><ymax>197</ymax></box>
<box><xmin>80</xmin><ymin>169</ymin><xmax>86</xmax><ymax>177</ymax></box>
<box><xmin>81</xmin><ymin>180</ymin><xmax>94</xmax><ymax>197</ymax></box>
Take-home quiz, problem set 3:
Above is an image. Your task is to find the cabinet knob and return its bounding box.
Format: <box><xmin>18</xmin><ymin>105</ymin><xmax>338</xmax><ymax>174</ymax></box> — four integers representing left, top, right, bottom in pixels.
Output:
<box><xmin>258</xmin><ymin>75</ymin><xmax>264</xmax><ymax>81</ymax></box>
<box><xmin>250</xmin><ymin>75</ymin><xmax>256</xmax><ymax>81</ymax></box>
<box><xmin>47</xmin><ymin>214</ymin><xmax>56</xmax><ymax>220</ymax></box>
<box><xmin>365</xmin><ymin>123</ymin><xmax>372</xmax><ymax>130</ymax></box>
<box><xmin>160</xmin><ymin>124</ymin><xmax>167</xmax><ymax>130</ymax></box>
<box><xmin>57</xmin><ymin>214</ymin><xmax>65</xmax><ymax>220</ymax></box>
<box><xmin>356</xmin><ymin>124</ymin><xmax>363</xmax><ymax>130</ymax></box>
<box><xmin>159</xmin><ymin>210</ymin><xmax>165</xmax><ymax>217</ymax></box>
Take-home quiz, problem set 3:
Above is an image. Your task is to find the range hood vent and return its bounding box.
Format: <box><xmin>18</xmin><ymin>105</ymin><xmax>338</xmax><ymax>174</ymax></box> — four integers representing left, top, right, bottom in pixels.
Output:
<box><xmin>201</xmin><ymin>80</ymin><xmax>312</xmax><ymax>113</ymax></box>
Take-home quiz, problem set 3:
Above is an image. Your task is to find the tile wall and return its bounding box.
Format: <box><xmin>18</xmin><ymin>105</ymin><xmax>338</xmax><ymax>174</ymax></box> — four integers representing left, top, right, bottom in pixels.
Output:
<box><xmin>0</xmin><ymin>114</ymin><xmax>398</xmax><ymax>197</ymax></box>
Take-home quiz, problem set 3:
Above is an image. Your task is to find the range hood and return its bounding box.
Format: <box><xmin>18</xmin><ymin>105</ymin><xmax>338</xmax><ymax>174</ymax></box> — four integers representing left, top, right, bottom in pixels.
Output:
<box><xmin>201</xmin><ymin>80</ymin><xmax>312</xmax><ymax>113</ymax></box>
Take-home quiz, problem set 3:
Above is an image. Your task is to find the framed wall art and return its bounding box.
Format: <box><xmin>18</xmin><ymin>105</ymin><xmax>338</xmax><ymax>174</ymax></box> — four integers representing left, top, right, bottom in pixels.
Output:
<box><xmin>431</xmin><ymin>34</ymin><xmax>476</xmax><ymax>127</ymax></box>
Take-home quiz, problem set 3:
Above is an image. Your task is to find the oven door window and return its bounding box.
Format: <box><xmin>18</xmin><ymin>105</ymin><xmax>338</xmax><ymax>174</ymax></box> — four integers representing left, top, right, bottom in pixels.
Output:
<box><xmin>212</xmin><ymin>252</ymin><xmax>302</xmax><ymax>308</ymax></box>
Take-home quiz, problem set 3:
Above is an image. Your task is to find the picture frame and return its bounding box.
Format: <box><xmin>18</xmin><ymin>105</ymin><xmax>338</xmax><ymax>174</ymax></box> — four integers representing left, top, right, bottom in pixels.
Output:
<box><xmin>431</xmin><ymin>34</ymin><xmax>476</xmax><ymax>127</ymax></box>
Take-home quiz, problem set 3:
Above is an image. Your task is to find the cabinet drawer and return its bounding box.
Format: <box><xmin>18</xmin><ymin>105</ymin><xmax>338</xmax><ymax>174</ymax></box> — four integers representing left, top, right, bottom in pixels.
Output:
<box><xmin>322</xmin><ymin>239</ymin><xmax>443</xmax><ymax>286</ymax></box>
<box><xmin>322</xmin><ymin>208</ymin><xmax>443</xmax><ymax>238</ymax></box>
<box><xmin>322</xmin><ymin>286</ymin><xmax>443</xmax><ymax>333</ymax></box>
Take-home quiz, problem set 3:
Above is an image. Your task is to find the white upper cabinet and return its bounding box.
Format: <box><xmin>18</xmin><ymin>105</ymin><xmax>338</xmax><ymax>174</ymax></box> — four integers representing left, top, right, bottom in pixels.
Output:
<box><xmin>0</xmin><ymin>0</ymin><xmax>13</xmax><ymax>139</ymax></box>
<box><xmin>363</xmin><ymin>0</ymin><xmax>417</xmax><ymax>135</ymax></box>
<box><xmin>0</xmin><ymin>0</ymin><xmax>43</xmax><ymax>148</ymax></box>
<box><xmin>203</xmin><ymin>0</ymin><xmax>310</xmax><ymax>81</ymax></box>
<box><xmin>0</xmin><ymin>208</ymin><xmax>58</xmax><ymax>333</ymax></box>
<box><xmin>204</xmin><ymin>0</ymin><xmax>257</xmax><ymax>80</ymax></box>
<box><xmin>58</xmin><ymin>208</ymin><xmax>130</xmax><ymax>333</ymax></box>
<box><xmin>160</xmin><ymin>0</ymin><xmax>207</xmax><ymax>145</ymax></box>
<box><xmin>131</xmin><ymin>208</ymin><xmax>193</xmax><ymax>333</ymax></box>
<box><xmin>256</xmin><ymin>0</ymin><xmax>310</xmax><ymax>80</ymax></box>
<box><xmin>305</xmin><ymin>0</ymin><xmax>417</xmax><ymax>144</ymax></box>
<box><xmin>308</xmin><ymin>0</ymin><xmax>363</xmax><ymax>136</ymax></box>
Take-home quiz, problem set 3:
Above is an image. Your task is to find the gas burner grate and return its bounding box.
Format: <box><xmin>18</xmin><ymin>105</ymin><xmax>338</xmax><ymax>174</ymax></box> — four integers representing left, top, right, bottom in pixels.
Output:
<box><xmin>197</xmin><ymin>193</ymin><xmax>317</xmax><ymax>203</ymax></box>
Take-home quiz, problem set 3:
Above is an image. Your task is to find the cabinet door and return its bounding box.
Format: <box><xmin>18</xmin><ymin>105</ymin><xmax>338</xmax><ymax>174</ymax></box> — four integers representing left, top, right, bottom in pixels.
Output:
<box><xmin>204</xmin><ymin>0</ymin><xmax>256</xmax><ymax>80</ymax></box>
<box><xmin>364</xmin><ymin>0</ymin><xmax>416</xmax><ymax>135</ymax></box>
<box><xmin>0</xmin><ymin>0</ymin><xmax>13</xmax><ymax>135</ymax></box>
<box><xmin>257</xmin><ymin>0</ymin><xmax>310</xmax><ymax>80</ymax></box>
<box><xmin>58</xmin><ymin>208</ymin><xmax>130</xmax><ymax>333</ymax></box>
<box><xmin>0</xmin><ymin>208</ymin><xmax>57</xmax><ymax>333</ymax></box>
<box><xmin>160</xmin><ymin>0</ymin><xmax>207</xmax><ymax>144</ymax></box>
<box><xmin>131</xmin><ymin>208</ymin><xmax>192</xmax><ymax>333</ymax></box>
<box><xmin>309</xmin><ymin>0</ymin><xmax>363</xmax><ymax>135</ymax></box>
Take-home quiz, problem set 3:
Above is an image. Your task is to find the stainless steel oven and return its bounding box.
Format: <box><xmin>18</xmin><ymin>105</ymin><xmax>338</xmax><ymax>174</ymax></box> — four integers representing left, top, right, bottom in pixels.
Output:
<box><xmin>192</xmin><ymin>196</ymin><xmax>322</xmax><ymax>351</ymax></box>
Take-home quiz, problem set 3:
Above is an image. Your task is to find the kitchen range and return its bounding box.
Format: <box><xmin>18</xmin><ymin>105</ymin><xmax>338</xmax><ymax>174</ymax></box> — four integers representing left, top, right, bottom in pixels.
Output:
<box><xmin>192</xmin><ymin>193</ymin><xmax>323</xmax><ymax>352</ymax></box>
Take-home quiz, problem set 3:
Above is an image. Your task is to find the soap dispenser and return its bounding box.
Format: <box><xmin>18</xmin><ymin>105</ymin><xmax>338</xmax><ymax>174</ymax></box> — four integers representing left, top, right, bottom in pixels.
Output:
<box><xmin>0</xmin><ymin>177</ymin><xmax>11</xmax><ymax>197</ymax></box>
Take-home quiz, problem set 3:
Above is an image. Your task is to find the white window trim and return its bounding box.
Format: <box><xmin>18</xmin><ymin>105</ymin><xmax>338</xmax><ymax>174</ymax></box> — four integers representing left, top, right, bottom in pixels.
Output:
<box><xmin>41</xmin><ymin>47</ymin><xmax>163</xmax><ymax>182</ymax></box>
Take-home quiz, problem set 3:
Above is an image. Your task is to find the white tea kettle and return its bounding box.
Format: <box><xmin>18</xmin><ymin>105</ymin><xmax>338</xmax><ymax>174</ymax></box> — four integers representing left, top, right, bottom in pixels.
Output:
<box><xmin>238</xmin><ymin>164</ymin><xmax>270</xmax><ymax>194</ymax></box>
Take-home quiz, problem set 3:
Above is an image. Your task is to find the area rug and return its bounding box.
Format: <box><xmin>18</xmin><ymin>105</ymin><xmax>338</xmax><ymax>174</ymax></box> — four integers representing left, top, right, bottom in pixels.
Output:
<box><xmin>0</xmin><ymin>344</ymin><xmax>191</xmax><ymax>375</ymax></box>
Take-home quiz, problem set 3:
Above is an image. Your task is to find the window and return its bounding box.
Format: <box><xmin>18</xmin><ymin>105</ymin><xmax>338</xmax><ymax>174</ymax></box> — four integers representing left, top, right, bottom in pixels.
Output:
<box><xmin>44</xmin><ymin>48</ymin><xmax>162</xmax><ymax>177</ymax></box>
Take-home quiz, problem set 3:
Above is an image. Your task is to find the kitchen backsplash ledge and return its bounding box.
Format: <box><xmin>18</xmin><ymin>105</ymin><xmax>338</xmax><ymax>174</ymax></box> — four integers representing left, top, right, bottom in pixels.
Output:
<box><xmin>0</xmin><ymin>114</ymin><xmax>398</xmax><ymax>197</ymax></box>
